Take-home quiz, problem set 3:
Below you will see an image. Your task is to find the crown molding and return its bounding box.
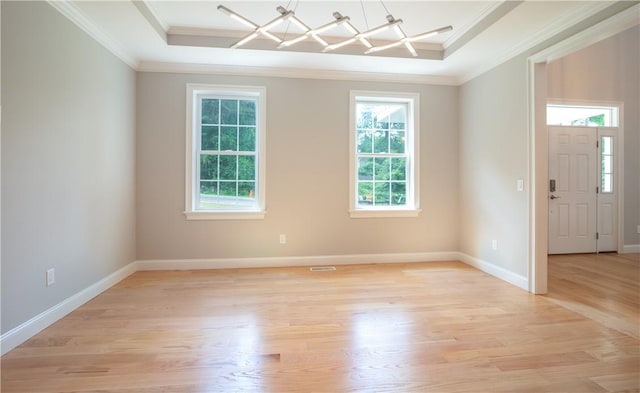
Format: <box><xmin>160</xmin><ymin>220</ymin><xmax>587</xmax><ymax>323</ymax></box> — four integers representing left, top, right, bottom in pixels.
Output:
<box><xmin>459</xmin><ymin>1</ymin><xmax>631</xmax><ymax>84</ymax></box>
<box><xmin>530</xmin><ymin>3</ymin><xmax>639</xmax><ymax>65</ymax></box>
<box><xmin>137</xmin><ymin>61</ymin><xmax>460</xmax><ymax>86</ymax></box>
<box><xmin>46</xmin><ymin>0</ymin><xmax>138</xmax><ymax>69</ymax></box>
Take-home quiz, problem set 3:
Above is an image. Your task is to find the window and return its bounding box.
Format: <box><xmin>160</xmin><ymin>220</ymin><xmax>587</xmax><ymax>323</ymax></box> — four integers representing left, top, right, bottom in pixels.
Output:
<box><xmin>349</xmin><ymin>91</ymin><xmax>420</xmax><ymax>218</ymax></box>
<box><xmin>547</xmin><ymin>104</ymin><xmax>618</xmax><ymax>127</ymax></box>
<box><xmin>185</xmin><ymin>84</ymin><xmax>266</xmax><ymax>220</ymax></box>
<box><xmin>601</xmin><ymin>136</ymin><xmax>613</xmax><ymax>193</ymax></box>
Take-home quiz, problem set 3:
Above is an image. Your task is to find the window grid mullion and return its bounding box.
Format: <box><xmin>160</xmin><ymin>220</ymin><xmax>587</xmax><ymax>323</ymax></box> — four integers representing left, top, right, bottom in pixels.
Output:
<box><xmin>217</xmin><ymin>99</ymin><xmax>222</xmax><ymax>154</ymax></box>
<box><xmin>198</xmin><ymin>98</ymin><xmax>205</xmax><ymax>207</ymax></box>
<box><xmin>386</xmin><ymin>118</ymin><xmax>391</xmax><ymax>155</ymax></box>
<box><xmin>357</xmin><ymin>153</ymin><xmax>406</xmax><ymax>158</ymax></box>
<box><xmin>188</xmin><ymin>87</ymin><xmax>265</xmax><ymax>217</ymax></box>
<box><xmin>200</xmin><ymin>151</ymin><xmax>255</xmax><ymax>156</ymax></box>
<box><xmin>388</xmin><ymin>158</ymin><xmax>392</xmax><ymax>204</ymax></box>
<box><xmin>235</xmin><ymin>155</ymin><xmax>239</xmax><ymax>197</ymax></box>
<box><xmin>214</xmin><ymin>152</ymin><xmax>220</xmax><ymax>195</ymax></box>
<box><xmin>354</xmin><ymin>98</ymin><xmax>413</xmax><ymax>209</ymax></box>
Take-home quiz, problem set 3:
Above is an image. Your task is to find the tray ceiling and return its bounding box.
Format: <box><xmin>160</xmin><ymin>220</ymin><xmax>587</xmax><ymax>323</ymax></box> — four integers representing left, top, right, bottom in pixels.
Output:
<box><xmin>50</xmin><ymin>1</ymin><xmax>638</xmax><ymax>84</ymax></box>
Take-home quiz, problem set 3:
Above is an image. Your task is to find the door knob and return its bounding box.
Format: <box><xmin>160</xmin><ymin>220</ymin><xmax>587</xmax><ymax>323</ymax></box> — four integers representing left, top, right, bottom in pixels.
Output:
<box><xmin>550</xmin><ymin>195</ymin><xmax>561</xmax><ymax>200</ymax></box>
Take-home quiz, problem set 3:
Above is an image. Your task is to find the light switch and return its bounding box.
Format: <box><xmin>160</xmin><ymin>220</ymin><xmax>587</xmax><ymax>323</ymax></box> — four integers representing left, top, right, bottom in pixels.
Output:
<box><xmin>517</xmin><ymin>179</ymin><xmax>524</xmax><ymax>192</ymax></box>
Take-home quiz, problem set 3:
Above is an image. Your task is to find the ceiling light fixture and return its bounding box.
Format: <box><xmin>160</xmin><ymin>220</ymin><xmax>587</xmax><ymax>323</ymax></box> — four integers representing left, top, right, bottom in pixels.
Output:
<box><xmin>323</xmin><ymin>14</ymin><xmax>402</xmax><ymax>52</ymax></box>
<box><xmin>218</xmin><ymin>5</ymin><xmax>294</xmax><ymax>47</ymax></box>
<box><xmin>365</xmin><ymin>25</ymin><xmax>453</xmax><ymax>55</ymax></box>
<box><xmin>341</xmin><ymin>21</ymin><xmax>373</xmax><ymax>49</ymax></box>
<box><xmin>393</xmin><ymin>24</ymin><xmax>417</xmax><ymax>57</ymax></box>
<box><xmin>278</xmin><ymin>12</ymin><xmax>351</xmax><ymax>48</ymax></box>
<box><xmin>217</xmin><ymin>4</ymin><xmax>452</xmax><ymax>56</ymax></box>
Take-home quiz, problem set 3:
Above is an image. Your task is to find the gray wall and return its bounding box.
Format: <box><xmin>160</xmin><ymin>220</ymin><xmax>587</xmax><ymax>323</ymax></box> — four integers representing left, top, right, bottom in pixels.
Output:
<box><xmin>459</xmin><ymin>56</ymin><xmax>530</xmax><ymax>276</ymax></box>
<box><xmin>136</xmin><ymin>73</ymin><xmax>459</xmax><ymax>260</ymax></box>
<box><xmin>1</xmin><ymin>2</ymin><xmax>136</xmax><ymax>334</ymax></box>
<box><xmin>547</xmin><ymin>25</ymin><xmax>640</xmax><ymax>247</ymax></box>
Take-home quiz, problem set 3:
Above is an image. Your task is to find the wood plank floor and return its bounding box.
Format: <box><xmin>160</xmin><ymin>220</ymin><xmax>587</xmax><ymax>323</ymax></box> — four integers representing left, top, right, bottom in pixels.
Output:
<box><xmin>2</xmin><ymin>260</ymin><xmax>639</xmax><ymax>392</ymax></box>
<box><xmin>547</xmin><ymin>253</ymin><xmax>640</xmax><ymax>339</ymax></box>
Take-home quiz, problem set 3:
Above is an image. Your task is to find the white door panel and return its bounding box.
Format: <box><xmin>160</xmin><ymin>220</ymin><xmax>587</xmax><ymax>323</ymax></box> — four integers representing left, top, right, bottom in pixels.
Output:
<box><xmin>548</xmin><ymin>126</ymin><xmax>597</xmax><ymax>254</ymax></box>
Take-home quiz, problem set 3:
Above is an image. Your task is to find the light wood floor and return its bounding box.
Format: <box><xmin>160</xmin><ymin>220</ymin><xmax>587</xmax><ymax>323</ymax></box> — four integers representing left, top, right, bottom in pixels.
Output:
<box><xmin>2</xmin><ymin>260</ymin><xmax>639</xmax><ymax>392</ymax></box>
<box><xmin>547</xmin><ymin>253</ymin><xmax>640</xmax><ymax>339</ymax></box>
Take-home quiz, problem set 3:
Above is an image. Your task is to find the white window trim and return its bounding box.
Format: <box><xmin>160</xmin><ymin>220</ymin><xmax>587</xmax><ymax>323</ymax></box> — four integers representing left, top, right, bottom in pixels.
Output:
<box><xmin>184</xmin><ymin>84</ymin><xmax>267</xmax><ymax>220</ymax></box>
<box><xmin>349</xmin><ymin>90</ymin><xmax>421</xmax><ymax>218</ymax></box>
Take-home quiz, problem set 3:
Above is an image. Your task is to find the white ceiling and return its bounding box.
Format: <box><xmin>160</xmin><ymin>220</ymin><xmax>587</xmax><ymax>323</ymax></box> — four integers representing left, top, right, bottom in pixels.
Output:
<box><xmin>52</xmin><ymin>1</ymin><xmax>635</xmax><ymax>84</ymax></box>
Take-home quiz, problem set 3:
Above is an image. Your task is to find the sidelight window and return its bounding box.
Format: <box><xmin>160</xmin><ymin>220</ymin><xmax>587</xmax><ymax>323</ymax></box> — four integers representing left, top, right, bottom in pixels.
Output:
<box><xmin>601</xmin><ymin>136</ymin><xmax>613</xmax><ymax>193</ymax></box>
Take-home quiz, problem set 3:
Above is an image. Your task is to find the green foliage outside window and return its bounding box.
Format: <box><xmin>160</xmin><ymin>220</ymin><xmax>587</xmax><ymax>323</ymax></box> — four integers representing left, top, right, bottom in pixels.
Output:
<box><xmin>199</xmin><ymin>98</ymin><xmax>257</xmax><ymax>201</ymax></box>
<box><xmin>356</xmin><ymin>103</ymin><xmax>408</xmax><ymax>206</ymax></box>
<box><xmin>570</xmin><ymin>113</ymin><xmax>605</xmax><ymax>126</ymax></box>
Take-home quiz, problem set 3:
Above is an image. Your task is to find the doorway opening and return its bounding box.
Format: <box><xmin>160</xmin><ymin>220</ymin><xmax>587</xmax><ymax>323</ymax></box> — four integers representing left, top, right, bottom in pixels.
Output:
<box><xmin>527</xmin><ymin>4</ymin><xmax>636</xmax><ymax>294</ymax></box>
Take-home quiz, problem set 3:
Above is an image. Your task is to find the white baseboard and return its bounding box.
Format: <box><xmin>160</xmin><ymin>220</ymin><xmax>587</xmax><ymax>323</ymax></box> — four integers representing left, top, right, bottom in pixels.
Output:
<box><xmin>136</xmin><ymin>251</ymin><xmax>530</xmax><ymax>292</ymax></box>
<box><xmin>136</xmin><ymin>251</ymin><xmax>461</xmax><ymax>271</ymax></box>
<box><xmin>0</xmin><ymin>262</ymin><xmax>137</xmax><ymax>356</ymax></box>
<box><xmin>622</xmin><ymin>244</ymin><xmax>640</xmax><ymax>253</ymax></box>
<box><xmin>1</xmin><ymin>250</ymin><xmax>531</xmax><ymax>356</ymax></box>
<box><xmin>457</xmin><ymin>253</ymin><xmax>529</xmax><ymax>291</ymax></box>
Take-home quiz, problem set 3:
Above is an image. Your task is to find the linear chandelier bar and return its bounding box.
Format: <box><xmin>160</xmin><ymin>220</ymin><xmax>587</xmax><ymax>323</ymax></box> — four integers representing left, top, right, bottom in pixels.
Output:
<box><xmin>218</xmin><ymin>5</ymin><xmax>257</xmax><ymax>29</ymax></box>
<box><xmin>217</xmin><ymin>4</ymin><xmax>452</xmax><ymax>56</ymax></box>
<box><xmin>342</xmin><ymin>18</ymin><xmax>373</xmax><ymax>49</ymax></box>
<box><xmin>278</xmin><ymin>13</ymin><xmax>350</xmax><ymax>48</ymax></box>
<box><xmin>411</xmin><ymin>25</ymin><xmax>454</xmax><ymax>41</ymax></box>
<box><xmin>218</xmin><ymin>5</ymin><xmax>293</xmax><ymax>47</ymax></box>
<box><xmin>393</xmin><ymin>25</ymin><xmax>417</xmax><ymax>57</ymax></box>
<box><xmin>323</xmin><ymin>18</ymin><xmax>403</xmax><ymax>52</ymax></box>
<box><xmin>365</xmin><ymin>25</ymin><xmax>453</xmax><ymax>54</ymax></box>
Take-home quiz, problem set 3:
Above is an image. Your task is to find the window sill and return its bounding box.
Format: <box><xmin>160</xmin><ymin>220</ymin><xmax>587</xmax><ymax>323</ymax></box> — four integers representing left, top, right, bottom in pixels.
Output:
<box><xmin>184</xmin><ymin>210</ymin><xmax>266</xmax><ymax>220</ymax></box>
<box><xmin>349</xmin><ymin>209</ymin><xmax>421</xmax><ymax>218</ymax></box>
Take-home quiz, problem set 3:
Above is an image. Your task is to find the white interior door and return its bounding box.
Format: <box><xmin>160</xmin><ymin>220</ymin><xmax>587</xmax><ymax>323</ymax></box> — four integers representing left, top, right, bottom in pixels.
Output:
<box><xmin>548</xmin><ymin>126</ymin><xmax>597</xmax><ymax>254</ymax></box>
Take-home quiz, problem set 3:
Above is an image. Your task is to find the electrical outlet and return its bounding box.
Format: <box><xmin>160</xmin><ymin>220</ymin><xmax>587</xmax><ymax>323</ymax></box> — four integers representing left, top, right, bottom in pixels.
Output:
<box><xmin>279</xmin><ymin>234</ymin><xmax>286</xmax><ymax>244</ymax></box>
<box><xmin>492</xmin><ymin>240</ymin><xmax>498</xmax><ymax>250</ymax></box>
<box><xmin>46</xmin><ymin>268</ymin><xmax>55</xmax><ymax>287</ymax></box>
